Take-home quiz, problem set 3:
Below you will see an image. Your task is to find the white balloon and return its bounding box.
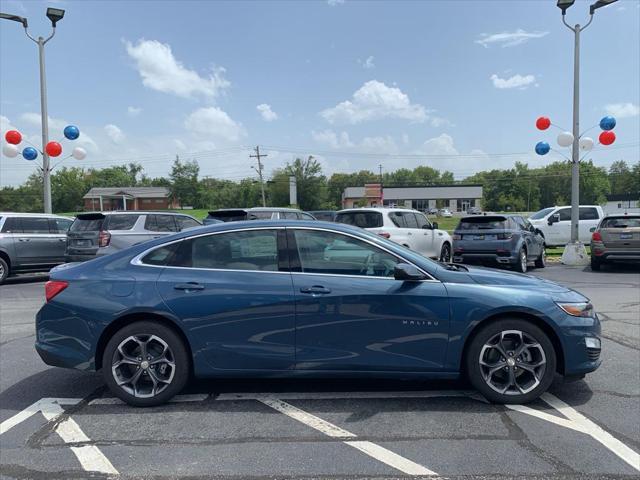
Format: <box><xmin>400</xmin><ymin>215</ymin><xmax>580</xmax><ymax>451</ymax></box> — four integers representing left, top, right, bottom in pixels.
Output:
<box><xmin>2</xmin><ymin>143</ymin><xmax>19</xmax><ymax>158</ymax></box>
<box><xmin>557</xmin><ymin>131</ymin><xmax>574</xmax><ymax>147</ymax></box>
<box><xmin>72</xmin><ymin>147</ymin><xmax>87</xmax><ymax>160</ymax></box>
<box><xmin>579</xmin><ymin>137</ymin><xmax>594</xmax><ymax>151</ymax></box>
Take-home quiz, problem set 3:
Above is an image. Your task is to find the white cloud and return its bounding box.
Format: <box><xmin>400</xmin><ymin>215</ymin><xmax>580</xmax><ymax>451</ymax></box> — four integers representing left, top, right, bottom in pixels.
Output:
<box><xmin>19</xmin><ymin>112</ymin><xmax>99</xmax><ymax>152</ymax></box>
<box><xmin>184</xmin><ymin>107</ymin><xmax>246</xmax><ymax>143</ymax></box>
<box><xmin>312</xmin><ymin>129</ymin><xmax>354</xmax><ymax>149</ymax></box>
<box><xmin>0</xmin><ymin>115</ymin><xmax>15</xmax><ymax>132</ymax></box>
<box><xmin>127</xmin><ymin>106</ymin><xmax>142</xmax><ymax>117</ymax></box>
<box><xmin>358</xmin><ymin>56</ymin><xmax>375</xmax><ymax>69</ymax></box>
<box><xmin>124</xmin><ymin>39</ymin><xmax>230</xmax><ymax>99</ymax></box>
<box><xmin>321</xmin><ymin>80</ymin><xmax>429</xmax><ymax>124</ymax></box>
<box><xmin>104</xmin><ymin>124</ymin><xmax>125</xmax><ymax>144</ymax></box>
<box><xmin>476</xmin><ymin>29</ymin><xmax>549</xmax><ymax>48</ymax></box>
<box><xmin>256</xmin><ymin>103</ymin><xmax>278</xmax><ymax>122</ymax></box>
<box><xmin>327</xmin><ymin>0</ymin><xmax>345</xmax><ymax>5</ymax></box>
<box><xmin>605</xmin><ymin>102</ymin><xmax>639</xmax><ymax>118</ymax></box>
<box><xmin>418</xmin><ymin>133</ymin><xmax>459</xmax><ymax>156</ymax></box>
<box><xmin>490</xmin><ymin>73</ymin><xmax>536</xmax><ymax>90</ymax></box>
<box><xmin>312</xmin><ymin>129</ymin><xmax>398</xmax><ymax>155</ymax></box>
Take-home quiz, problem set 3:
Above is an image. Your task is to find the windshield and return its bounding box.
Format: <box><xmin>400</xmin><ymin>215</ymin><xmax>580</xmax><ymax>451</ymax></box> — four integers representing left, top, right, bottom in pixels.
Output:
<box><xmin>335</xmin><ymin>211</ymin><xmax>383</xmax><ymax>228</ymax></box>
<box><xmin>601</xmin><ymin>216</ymin><xmax>640</xmax><ymax>228</ymax></box>
<box><xmin>529</xmin><ymin>207</ymin><xmax>555</xmax><ymax>220</ymax></box>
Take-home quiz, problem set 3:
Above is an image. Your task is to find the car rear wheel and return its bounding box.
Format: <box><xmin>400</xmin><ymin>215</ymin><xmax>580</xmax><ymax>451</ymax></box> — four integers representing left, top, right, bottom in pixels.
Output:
<box><xmin>465</xmin><ymin>319</ymin><xmax>556</xmax><ymax>404</ymax></box>
<box><xmin>534</xmin><ymin>248</ymin><xmax>546</xmax><ymax>268</ymax></box>
<box><xmin>513</xmin><ymin>248</ymin><xmax>528</xmax><ymax>273</ymax></box>
<box><xmin>102</xmin><ymin>321</ymin><xmax>190</xmax><ymax>407</ymax></box>
<box><xmin>590</xmin><ymin>256</ymin><xmax>602</xmax><ymax>271</ymax></box>
<box><xmin>0</xmin><ymin>257</ymin><xmax>8</xmax><ymax>284</ymax></box>
<box><xmin>439</xmin><ymin>242</ymin><xmax>451</xmax><ymax>263</ymax></box>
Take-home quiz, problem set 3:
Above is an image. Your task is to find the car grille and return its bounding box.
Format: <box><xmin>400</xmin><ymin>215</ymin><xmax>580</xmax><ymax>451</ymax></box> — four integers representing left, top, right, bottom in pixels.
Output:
<box><xmin>587</xmin><ymin>347</ymin><xmax>601</xmax><ymax>361</ymax></box>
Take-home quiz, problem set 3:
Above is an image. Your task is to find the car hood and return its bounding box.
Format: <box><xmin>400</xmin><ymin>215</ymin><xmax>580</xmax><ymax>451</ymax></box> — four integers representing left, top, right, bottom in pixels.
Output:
<box><xmin>461</xmin><ymin>265</ymin><xmax>573</xmax><ymax>294</ymax></box>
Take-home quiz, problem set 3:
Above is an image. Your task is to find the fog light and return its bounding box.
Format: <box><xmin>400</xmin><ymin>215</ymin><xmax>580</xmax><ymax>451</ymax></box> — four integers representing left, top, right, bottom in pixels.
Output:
<box><xmin>585</xmin><ymin>337</ymin><xmax>601</xmax><ymax>349</ymax></box>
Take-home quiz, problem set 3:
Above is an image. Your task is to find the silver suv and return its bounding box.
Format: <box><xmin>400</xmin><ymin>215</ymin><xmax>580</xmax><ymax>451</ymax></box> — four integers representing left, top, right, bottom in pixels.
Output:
<box><xmin>0</xmin><ymin>212</ymin><xmax>74</xmax><ymax>284</ymax></box>
<box><xmin>66</xmin><ymin>211</ymin><xmax>201</xmax><ymax>262</ymax></box>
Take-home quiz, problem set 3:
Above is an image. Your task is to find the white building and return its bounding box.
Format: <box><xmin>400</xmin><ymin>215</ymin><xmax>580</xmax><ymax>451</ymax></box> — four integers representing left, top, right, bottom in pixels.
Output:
<box><xmin>342</xmin><ymin>184</ymin><xmax>483</xmax><ymax>212</ymax></box>
<box><xmin>603</xmin><ymin>193</ymin><xmax>640</xmax><ymax>214</ymax></box>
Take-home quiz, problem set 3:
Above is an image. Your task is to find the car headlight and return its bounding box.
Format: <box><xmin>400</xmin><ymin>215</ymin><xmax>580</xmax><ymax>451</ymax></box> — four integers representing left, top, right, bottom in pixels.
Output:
<box><xmin>556</xmin><ymin>302</ymin><xmax>595</xmax><ymax>318</ymax></box>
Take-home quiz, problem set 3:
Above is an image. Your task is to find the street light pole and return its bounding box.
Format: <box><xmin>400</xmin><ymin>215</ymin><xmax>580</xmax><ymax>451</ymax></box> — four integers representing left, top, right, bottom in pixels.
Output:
<box><xmin>1</xmin><ymin>8</ymin><xmax>64</xmax><ymax>214</ymax></box>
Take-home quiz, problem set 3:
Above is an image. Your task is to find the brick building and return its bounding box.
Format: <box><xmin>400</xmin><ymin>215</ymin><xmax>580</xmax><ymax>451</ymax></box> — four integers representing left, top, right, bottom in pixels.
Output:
<box><xmin>82</xmin><ymin>187</ymin><xmax>180</xmax><ymax>211</ymax></box>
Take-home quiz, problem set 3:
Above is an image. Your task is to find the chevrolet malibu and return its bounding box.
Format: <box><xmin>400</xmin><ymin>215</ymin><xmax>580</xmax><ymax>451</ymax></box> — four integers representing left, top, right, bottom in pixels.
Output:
<box><xmin>35</xmin><ymin>221</ymin><xmax>601</xmax><ymax>407</ymax></box>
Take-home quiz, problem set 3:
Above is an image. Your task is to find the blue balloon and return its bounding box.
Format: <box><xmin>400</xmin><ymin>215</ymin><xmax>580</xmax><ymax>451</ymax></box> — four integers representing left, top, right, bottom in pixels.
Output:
<box><xmin>599</xmin><ymin>116</ymin><xmax>616</xmax><ymax>131</ymax></box>
<box><xmin>22</xmin><ymin>147</ymin><xmax>38</xmax><ymax>161</ymax></box>
<box><xmin>535</xmin><ymin>141</ymin><xmax>550</xmax><ymax>156</ymax></box>
<box><xmin>63</xmin><ymin>125</ymin><xmax>80</xmax><ymax>140</ymax></box>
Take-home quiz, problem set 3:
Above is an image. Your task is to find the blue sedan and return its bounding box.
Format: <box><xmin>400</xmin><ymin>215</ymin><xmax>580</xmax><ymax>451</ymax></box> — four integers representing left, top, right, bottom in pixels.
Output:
<box><xmin>35</xmin><ymin>221</ymin><xmax>601</xmax><ymax>406</ymax></box>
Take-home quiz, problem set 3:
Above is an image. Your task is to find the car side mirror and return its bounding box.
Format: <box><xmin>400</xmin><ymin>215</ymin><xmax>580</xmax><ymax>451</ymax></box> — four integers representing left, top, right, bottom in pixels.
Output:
<box><xmin>394</xmin><ymin>263</ymin><xmax>426</xmax><ymax>281</ymax></box>
<box><xmin>548</xmin><ymin>214</ymin><xmax>560</xmax><ymax>226</ymax></box>
<box><xmin>589</xmin><ymin>226</ymin><xmax>596</xmax><ymax>233</ymax></box>
<box><xmin>432</xmin><ymin>222</ymin><xmax>438</xmax><ymax>230</ymax></box>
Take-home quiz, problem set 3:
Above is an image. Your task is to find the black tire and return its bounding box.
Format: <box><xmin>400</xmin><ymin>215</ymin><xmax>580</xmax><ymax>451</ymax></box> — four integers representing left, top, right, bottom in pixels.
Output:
<box><xmin>590</xmin><ymin>256</ymin><xmax>602</xmax><ymax>271</ymax></box>
<box><xmin>439</xmin><ymin>242</ymin><xmax>452</xmax><ymax>263</ymax></box>
<box><xmin>513</xmin><ymin>247</ymin><xmax>528</xmax><ymax>273</ymax></box>
<box><xmin>465</xmin><ymin>318</ymin><xmax>556</xmax><ymax>404</ymax></box>
<box><xmin>102</xmin><ymin>321</ymin><xmax>190</xmax><ymax>407</ymax></box>
<box><xmin>534</xmin><ymin>248</ymin><xmax>546</xmax><ymax>269</ymax></box>
<box><xmin>0</xmin><ymin>257</ymin><xmax>8</xmax><ymax>284</ymax></box>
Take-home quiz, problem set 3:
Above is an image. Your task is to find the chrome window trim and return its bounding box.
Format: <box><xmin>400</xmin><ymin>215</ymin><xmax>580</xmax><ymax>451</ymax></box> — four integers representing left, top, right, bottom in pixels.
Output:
<box><xmin>130</xmin><ymin>225</ymin><xmax>439</xmax><ymax>282</ymax></box>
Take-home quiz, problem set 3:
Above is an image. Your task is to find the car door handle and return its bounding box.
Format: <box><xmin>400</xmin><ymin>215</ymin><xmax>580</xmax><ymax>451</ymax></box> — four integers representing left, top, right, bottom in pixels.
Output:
<box><xmin>300</xmin><ymin>285</ymin><xmax>331</xmax><ymax>295</ymax></box>
<box><xmin>18</xmin><ymin>238</ymin><xmax>30</xmax><ymax>242</ymax></box>
<box><xmin>174</xmin><ymin>282</ymin><xmax>205</xmax><ymax>291</ymax></box>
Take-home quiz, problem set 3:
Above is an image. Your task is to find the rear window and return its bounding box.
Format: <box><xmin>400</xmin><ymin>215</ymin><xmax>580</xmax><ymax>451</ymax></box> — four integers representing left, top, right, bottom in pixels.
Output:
<box><xmin>335</xmin><ymin>211</ymin><xmax>383</xmax><ymax>228</ymax></box>
<box><xmin>145</xmin><ymin>214</ymin><xmax>177</xmax><ymax>232</ymax></box>
<box><xmin>106</xmin><ymin>214</ymin><xmax>139</xmax><ymax>231</ymax></box>
<box><xmin>207</xmin><ymin>210</ymin><xmax>248</xmax><ymax>222</ymax></box>
<box><xmin>70</xmin><ymin>217</ymin><xmax>104</xmax><ymax>232</ymax></box>
<box><xmin>601</xmin><ymin>216</ymin><xmax>640</xmax><ymax>228</ymax></box>
<box><xmin>457</xmin><ymin>217</ymin><xmax>508</xmax><ymax>230</ymax></box>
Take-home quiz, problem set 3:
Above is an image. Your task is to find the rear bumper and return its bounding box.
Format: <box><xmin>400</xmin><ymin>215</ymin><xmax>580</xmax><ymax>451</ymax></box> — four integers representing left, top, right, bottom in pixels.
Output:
<box><xmin>65</xmin><ymin>254</ymin><xmax>96</xmax><ymax>262</ymax></box>
<box><xmin>453</xmin><ymin>252</ymin><xmax>517</xmax><ymax>265</ymax></box>
<box><xmin>591</xmin><ymin>247</ymin><xmax>640</xmax><ymax>262</ymax></box>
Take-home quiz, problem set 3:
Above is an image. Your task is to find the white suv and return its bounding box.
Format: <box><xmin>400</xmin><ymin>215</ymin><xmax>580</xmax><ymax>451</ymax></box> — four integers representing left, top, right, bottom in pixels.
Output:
<box><xmin>335</xmin><ymin>207</ymin><xmax>453</xmax><ymax>261</ymax></box>
<box><xmin>528</xmin><ymin>205</ymin><xmax>604</xmax><ymax>246</ymax></box>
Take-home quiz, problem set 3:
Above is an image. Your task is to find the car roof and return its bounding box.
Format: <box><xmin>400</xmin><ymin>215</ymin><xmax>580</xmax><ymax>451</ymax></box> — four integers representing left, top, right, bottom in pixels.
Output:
<box><xmin>76</xmin><ymin>211</ymin><xmax>194</xmax><ymax>216</ymax></box>
<box><xmin>602</xmin><ymin>213</ymin><xmax>640</xmax><ymax>218</ymax></box>
<box><xmin>0</xmin><ymin>212</ymin><xmax>73</xmax><ymax>219</ymax></box>
<box><xmin>337</xmin><ymin>207</ymin><xmax>418</xmax><ymax>214</ymax></box>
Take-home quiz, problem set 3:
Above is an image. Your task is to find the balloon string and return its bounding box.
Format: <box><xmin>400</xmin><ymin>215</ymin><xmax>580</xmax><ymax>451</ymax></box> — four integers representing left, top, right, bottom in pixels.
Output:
<box><xmin>549</xmin><ymin>123</ymin><xmax>568</xmax><ymax>132</ymax></box>
<box><xmin>579</xmin><ymin>124</ymin><xmax>599</xmax><ymax>138</ymax></box>
<box><xmin>50</xmin><ymin>154</ymin><xmax>73</xmax><ymax>172</ymax></box>
<box><xmin>550</xmin><ymin>148</ymin><xmax>571</xmax><ymax>162</ymax></box>
<box><xmin>20</xmin><ymin>138</ymin><xmax>44</xmax><ymax>154</ymax></box>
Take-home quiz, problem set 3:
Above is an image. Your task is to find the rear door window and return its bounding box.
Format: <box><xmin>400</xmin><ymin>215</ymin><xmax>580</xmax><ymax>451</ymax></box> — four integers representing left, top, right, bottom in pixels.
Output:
<box><xmin>106</xmin><ymin>215</ymin><xmax>139</xmax><ymax>231</ymax></box>
<box><xmin>21</xmin><ymin>217</ymin><xmax>51</xmax><ymax>233</ymax></box>
<box><xmin>176</xmin><ymin>216</ymin><xmax>200</xmax><ymax>231</ymax></box>
<box><xmin>282</xmin><ymin>212</ymin><xmax>300</xmax><ymax>220</ymax></box>
<box><xmin>145</xmin><ymin>214</ymin><xmax>178</xmax><ymax>232</ymax></box>
<box><xmin>335</xmin><ymin>211</ymin><xmax>383</xmax><ymax>228</ymax></box>
<box><xmin>1</xmin><ymin>217</ymin><xmax>21</xmax><ymax>233</ymax></box>
<box><xmin>415</xmin><ymin>213</ymin><xmax>430</xmax><ymax>229</ymax></box>
<box><xmin>579</xmin><ymin>208</ymin><xmax>599</xmax><ymax>220</ymax></box>
<box><xmin>388</xmin><ymin>212</ymin><xmax>408</xmax><ymax>228</ymax></box>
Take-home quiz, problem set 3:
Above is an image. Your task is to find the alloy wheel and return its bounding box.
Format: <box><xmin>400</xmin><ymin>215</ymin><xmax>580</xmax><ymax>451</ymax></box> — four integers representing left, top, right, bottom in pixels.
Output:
<box><xmin>440</xmin><ymin>244</ymin><xmax>451</xmax><ymax>263</ymax></box>
<box><xmin>478</xmin><ymin>330</ymin><xmax>546</xmax><ymax>395</ymax></box>
<box><xmin>111</xmin><ymin>334</ymin><xmax>176</xmax><ymax>398</ymax></box>
<box><xmin>520</xmin><ymin>250</ymin><xmax>527</xmax><ymax>272</ymax></box>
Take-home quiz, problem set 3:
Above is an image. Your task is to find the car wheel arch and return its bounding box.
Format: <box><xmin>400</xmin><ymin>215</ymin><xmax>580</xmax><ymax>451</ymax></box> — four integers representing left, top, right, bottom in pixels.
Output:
<box><xmin>0</xmin><ymin>250</ymin><xmax>11</xmax><ymax>268</ymax></box>
<box><xmin>94</xmin><ymin>311</ymin><xmax>194</xmax><ymax>373</ymax></box>
<box><xmin>460</xmin><ymin>311</ymin><xmax>566</xmax><ymax>375</ymax></box>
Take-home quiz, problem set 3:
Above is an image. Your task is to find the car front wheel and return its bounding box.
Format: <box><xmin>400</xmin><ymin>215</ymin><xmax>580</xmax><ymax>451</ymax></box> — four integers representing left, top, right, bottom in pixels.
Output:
<box><xmin>513</xmin><ymin>248</ymin><xmax>528</xmax><ymax>273</ymax></box>
<box><xmin>465</xmin><ymin>319</ymin><xmax>556</xmax><ymax>404</ymax></box>
<box><xmin>102</xmin><ymin>321</ymin><xmax>190</xmax><ymax>407</ymax></box>
<box><xmin>0</xmin><ymin>257</ymin><xmax>8</xmax><ymax>284</ymax></box>
<box><xmin>534</xmin><ymin>248</ymin><xmax>546</xmax><ymax>268</ymax></box>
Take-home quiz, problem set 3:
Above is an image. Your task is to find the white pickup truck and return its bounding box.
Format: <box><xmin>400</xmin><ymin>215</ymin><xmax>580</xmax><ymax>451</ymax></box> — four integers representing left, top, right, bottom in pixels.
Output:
<box><xmin>528</xmin><ymin>205</ymin><xmax>605</xmax><ymax>247</ymax></box>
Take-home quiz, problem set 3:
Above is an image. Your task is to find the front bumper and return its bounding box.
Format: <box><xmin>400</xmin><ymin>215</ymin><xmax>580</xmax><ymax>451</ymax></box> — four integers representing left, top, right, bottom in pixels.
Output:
<box><xmin>559</xmin><ymin>314</ymin><xmax>602</xmax><ymax>376</ymax></box>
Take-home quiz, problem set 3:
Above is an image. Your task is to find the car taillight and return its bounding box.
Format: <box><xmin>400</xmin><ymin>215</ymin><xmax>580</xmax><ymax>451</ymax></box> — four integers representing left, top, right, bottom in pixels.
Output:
<box><xmin>45</xmin><ymin>280</ymin><xmax>68</xmax><ymax>302</ymax></box>
<box><xmin>377</xmin><ymin>232</ymin><xmax>391</xmax><ymax>239</ymax></box>
<box><xmin>497</xmin><ymin>233</ymin><xmax>513</xmax><ymax>240</ymax></box>
<box><xmin>453</xmin><ymin>234</ymin><xmax>461</xmax><ymax>240</ymax></box>
<box><xmin>98</xmin><ymin>230</ymin><xmax>111</xmax><ymax>247</ymax></box>
<box><xmin>592</xmin><ymin>231</ymin><xmax>602</xmax><ymax>242</ymax></box>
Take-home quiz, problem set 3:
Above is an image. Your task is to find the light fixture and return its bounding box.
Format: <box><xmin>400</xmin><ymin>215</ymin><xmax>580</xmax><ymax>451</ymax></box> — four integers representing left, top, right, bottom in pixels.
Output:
<box><xmin>557</xmin><ymin>0</ymin><xmax>576</xmax><ymax>14</ymax></box>
<box><xmin>590</xmin><ymin>0</ymin><xmax>618</xmax><ymax>14</ymax></box>
<box><xmin>46</xmin><ymin>7</ymin><xmax>65</xmax><ymax>27</ymax></box>
<box><xmin>0</xmin><ymin>12</ymin><xmax>28</xmax><ymax>28</ymax></box>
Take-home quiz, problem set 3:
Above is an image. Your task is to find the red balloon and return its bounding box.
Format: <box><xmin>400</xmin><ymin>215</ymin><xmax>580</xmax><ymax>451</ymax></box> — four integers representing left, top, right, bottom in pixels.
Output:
<box><xmin>599</xmin><ymin>130</ymin><xmax>616</xmax><ymax>146</ymax></box>
<box><xmin>536</xmin><ymin>116</ymin><xmax>551</xmax><ymax>130</ymax></box>
<box><xmin>45</xmin><ymin>141</ymin><xmax>62</xmax><ymax>157</ymax></box>
<box><xmin>5</xmin><ymin>130</ymin><xmax>22</xmax><ymax>145</ymax></box>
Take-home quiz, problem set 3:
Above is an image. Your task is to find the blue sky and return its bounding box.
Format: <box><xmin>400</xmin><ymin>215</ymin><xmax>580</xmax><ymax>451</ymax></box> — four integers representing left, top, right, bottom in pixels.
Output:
<box><xmin>1</xmin><ymin>0</ymin><xmax>638</xmax><ymax>186</ymax></box>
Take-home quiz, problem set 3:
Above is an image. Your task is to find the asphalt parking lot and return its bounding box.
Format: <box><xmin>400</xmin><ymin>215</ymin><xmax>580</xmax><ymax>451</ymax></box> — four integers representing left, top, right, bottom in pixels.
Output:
<box><xmin>1</xmin><ymin>265</ymin><xmax>638</xmax><ymax>479</ymax></box>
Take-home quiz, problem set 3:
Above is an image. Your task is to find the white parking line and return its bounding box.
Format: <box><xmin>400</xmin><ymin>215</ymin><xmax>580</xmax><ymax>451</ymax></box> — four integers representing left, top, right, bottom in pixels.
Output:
<box><xmin>89</xmin><ymin>393</ymin><xmax>210</xmax><ymax>405</ymax></box>
<box><xmin>0</xmin><ymin>398</ymin><xmax>80</xmax><ymax>435</ymax></box>
<box><xmin>258</xmin><ymin>396</ymin><xmax>437</xmax><ymax>476</ymax></box>
<box><xmin>507</xmin><ymin>393</ymin><xmax>640</xmax><ymax>472</ymax></box>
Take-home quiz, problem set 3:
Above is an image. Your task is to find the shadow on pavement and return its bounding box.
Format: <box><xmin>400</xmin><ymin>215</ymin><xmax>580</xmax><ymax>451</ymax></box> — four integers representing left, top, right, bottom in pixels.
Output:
<box><xmin>2</xmin><ymin>273</ymin><xmax>49</xmax><ymax>286</ymax></box>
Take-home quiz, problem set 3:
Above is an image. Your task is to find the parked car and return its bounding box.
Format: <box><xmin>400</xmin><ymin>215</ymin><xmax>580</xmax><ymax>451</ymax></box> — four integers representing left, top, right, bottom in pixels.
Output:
<box><xmin>203</xmin><ymin>207</ymin><xmax>316</xmax><ymax>224</ymax></box>
<box><xmin>66</xmin><ymin>211</ymin><xmax>201</xmax><ymax>262</ymax></box>
<box><xmin>452</xmin><ymin>215</ymin><xmax>545</xmax><ymax>273</ymax></box>
<box><xmin>438</xmin><ymin>208</ymin><xmax>453</xmax><ymax>218</ymax></box>
<box><xmin>36</xmin><ymin>220</ymin><xmax>601</xmax><ymax>406</ymax></box>
<box><xmin>0</xmin><ymin>213</ymin><xmax>73</xmax><ymax>284</ymax></box>
<box><xmin>468</xmin><ymin>206</ymin><xmax>482</xmax><ymax>215</ymax></box>
<box><xmin>528</xmin><ymin>205</ymin><xmax>604</xmax><ymax>246</ymax></box>
<box><xmin>427</xmin><ymin>207</ymin><xmax>439</xmax><ymax>215</ymax></box>
<box><xmin>590</xmin><ymin>213</ymin><xmax>640</xmax><ymax>271</ymax></box>
<box><xmin>307</xmin><ymin>210</ymin><xmax>336</xmax><ymax>222</ymax></box>
<box><xmin>335</xmin><ymin>207</ymin><xmax>452</xmax><ymax>261</ymax></box>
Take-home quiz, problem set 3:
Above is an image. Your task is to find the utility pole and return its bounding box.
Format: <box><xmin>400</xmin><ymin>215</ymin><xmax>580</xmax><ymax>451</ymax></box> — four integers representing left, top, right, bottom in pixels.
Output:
<box><xmin>250</xmin><ymin>146</ymin><xmax>267</xmax><ymax>207</ymax></box>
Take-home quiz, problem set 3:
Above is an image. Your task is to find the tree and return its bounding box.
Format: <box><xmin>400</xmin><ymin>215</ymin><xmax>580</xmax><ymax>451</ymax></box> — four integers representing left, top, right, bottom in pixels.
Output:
<box><xmin>169</xmin><ymin>156</ymin><xmax>200</xmax><ymax>208</ymax></box>
<box><xmin>269</xmin><ymin>156</ymin><xmax>327</xmax><ymax>210</ymax></box>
